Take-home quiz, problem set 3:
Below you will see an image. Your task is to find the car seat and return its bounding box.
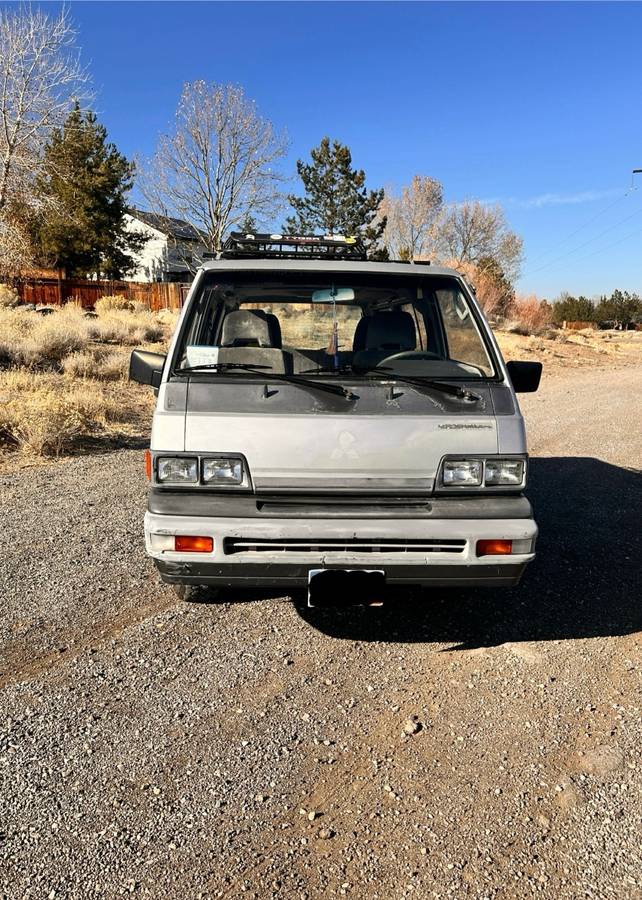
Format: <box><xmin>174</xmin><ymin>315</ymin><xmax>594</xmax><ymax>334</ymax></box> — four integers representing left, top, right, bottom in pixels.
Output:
<box><xmin>352</xmin><ymin>310</ymin><xmax>417</xmax><ymax>371</ymax></box>
<box><xmin>218</xmin><ymin>309</ymin><xmax>291</xmax><ymax>373</ymax></box>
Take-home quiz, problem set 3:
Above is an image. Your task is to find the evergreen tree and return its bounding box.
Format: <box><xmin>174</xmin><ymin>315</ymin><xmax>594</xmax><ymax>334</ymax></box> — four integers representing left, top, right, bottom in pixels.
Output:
<box><xmin>237</xmin><ymin>212</ymin><xmax>258</xmax><ymax>235</ymax></box>
<box><xmin>595</xmin><ymin>289</ymin><xmax>642</xmax><ymax>326</ymax></box>
<box><xmin>551</xmin><ymin>293</ymin><xmax>596</xmax><ymax>323</ymax></box>
<box><xmin>477</xmin><ymin>256</ymin><xmax>515</xmax><ymax>319</ymax></box>
<box><xmin>34</xmin><ymin>104</ymin><xmax>146</xmax><ymax>278</ymax></box>
<box><xmin>285</xmin><ymin>137</ymin><xmax>387</xmax><ymax>259</ymax></box>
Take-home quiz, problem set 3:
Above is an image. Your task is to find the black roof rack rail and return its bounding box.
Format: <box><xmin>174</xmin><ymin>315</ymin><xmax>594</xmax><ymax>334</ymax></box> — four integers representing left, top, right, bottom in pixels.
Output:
<box><xmin>215</xmin><ymin>232</ymin><xmax>368</xmax><ymax>261</ymax></box>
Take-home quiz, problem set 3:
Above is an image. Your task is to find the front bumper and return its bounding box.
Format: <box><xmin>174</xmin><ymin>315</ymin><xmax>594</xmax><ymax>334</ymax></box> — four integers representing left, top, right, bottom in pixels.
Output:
<box><xmin>144</xmin><ymin>509</ymin><xmax>537</xmax><ymax>588</ymax></box>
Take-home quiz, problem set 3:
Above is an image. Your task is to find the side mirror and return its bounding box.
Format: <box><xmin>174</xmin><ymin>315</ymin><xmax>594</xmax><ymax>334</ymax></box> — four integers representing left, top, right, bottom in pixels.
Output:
<box><xmin>129</xmin><ymin>350</ymin><xmax>166</xmax><ymax>388</ymax></box>
<box><xmin>506</xmin><ymin>360</ymin><xmax>542</xmax><ymax>393</ymax></box>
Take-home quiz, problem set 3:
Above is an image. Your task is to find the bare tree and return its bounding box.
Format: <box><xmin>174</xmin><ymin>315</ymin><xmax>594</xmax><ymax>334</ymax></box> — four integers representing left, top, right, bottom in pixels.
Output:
<box><xmin>142</xmin><ymin>82</ymin><xmax>288</xmax><ymax>253</ymax></box>
<box><xmin>0</xmin><ymin>219</ymin><xmax>32</xmax><ymax>279</ymax></box>
<box><xmin>0</xmin><ymin>5</ymin><xmax>88</xmax><ymax>211</ymax></box>
<box><xmin>436</xmin><ymin>200</ymin><xmax>523</xmax><ymax>282</ymax></box>
<box><xmin>0</xmin><ymin>5</ymin><xmax>88</xmax><ymax>271</ymax></box>
<box><xmin>380</xmin><ymin>175</ymin><xmax>443</xmax><ymax>260</ymax></box>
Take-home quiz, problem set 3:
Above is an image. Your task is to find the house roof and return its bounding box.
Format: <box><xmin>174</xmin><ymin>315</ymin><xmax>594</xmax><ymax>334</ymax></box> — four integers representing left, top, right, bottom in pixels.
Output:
<box><xmin>129</xmin><ymin>208</ymin><xmax>206</xmax><ymax>242</ymax></box>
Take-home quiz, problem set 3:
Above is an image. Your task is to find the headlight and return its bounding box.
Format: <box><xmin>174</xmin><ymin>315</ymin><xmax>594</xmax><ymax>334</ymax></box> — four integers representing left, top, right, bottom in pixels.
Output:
<box><xmin>485</xmin><ymin>459</ymin><xmax>525</xmax><ymax>486</ymax></box>
<box><xmin>439</xmin><ymin>456</ymin><xmax>526</xmax><ymax>489</ymax></box>
<box><xmin>442</xmin><ymin>459</ymin><xmax>483</xmax><ymax>486</ymax></box>
<box><xmin>202</xmin><ymin>457</ymin><xmax>245</xmax><ymax>486</ymax></box>
<box><xmin>157</xmin><ymin>456</ymin><xmax>198</xmax><ymax>484</ymax></box>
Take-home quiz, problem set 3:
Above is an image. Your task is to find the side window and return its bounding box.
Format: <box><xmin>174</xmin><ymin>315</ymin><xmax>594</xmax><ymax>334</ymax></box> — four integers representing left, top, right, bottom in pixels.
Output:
<box><xmin>436</xmin><ymin>288</ymin><xmax>493</xmax><ymax>375</ymax></box>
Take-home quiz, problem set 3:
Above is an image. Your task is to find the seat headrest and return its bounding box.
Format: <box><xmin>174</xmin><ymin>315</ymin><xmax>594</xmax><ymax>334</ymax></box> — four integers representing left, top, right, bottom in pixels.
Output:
<box><xmin>353</xmin><ymin>316</ymin><xmax>369</xmax><ymax>352</ymax></box>
<box><xmin>353</xmin><ymin>310</ymin><xmax>416</xmax><ymax>353</ymax></box>
<box><xmin>220</xmin><ymin>309</ymin><xmax>282</xmax><ymax>348</ymax></box>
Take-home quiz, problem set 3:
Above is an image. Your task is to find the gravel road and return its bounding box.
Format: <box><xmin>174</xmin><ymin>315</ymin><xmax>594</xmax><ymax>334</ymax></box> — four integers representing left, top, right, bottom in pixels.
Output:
<box><xmin>1</xmin><ymin>366</ymin><xmax>641</xmax><ymax>899</ymax></box>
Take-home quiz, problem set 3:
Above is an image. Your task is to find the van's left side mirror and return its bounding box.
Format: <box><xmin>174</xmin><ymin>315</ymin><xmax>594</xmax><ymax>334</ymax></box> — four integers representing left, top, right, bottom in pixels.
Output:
<box><xmin>129</xmin><ymin>350</ymin><xmax>166</xmax><ymax>388</ymax></box>
<box><xmin>506</xmin><ymin>360</ymin><xmax>542</xmax><ymax>393</ymax></box>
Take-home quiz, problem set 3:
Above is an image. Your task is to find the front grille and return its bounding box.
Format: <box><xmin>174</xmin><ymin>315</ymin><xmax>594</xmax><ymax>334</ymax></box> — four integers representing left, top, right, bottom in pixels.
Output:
<box><xmin>223</xmin><ymin>538</ymin><xmax>466</xmax><ymax>556</ymax></box>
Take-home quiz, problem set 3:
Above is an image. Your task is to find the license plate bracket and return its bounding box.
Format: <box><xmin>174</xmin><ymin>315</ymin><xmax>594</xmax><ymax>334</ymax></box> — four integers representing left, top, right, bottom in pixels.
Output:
<box><xmin>307</xmin><ymin>568</ymin><xmax>386</xmax><ymax>608</ymax></box>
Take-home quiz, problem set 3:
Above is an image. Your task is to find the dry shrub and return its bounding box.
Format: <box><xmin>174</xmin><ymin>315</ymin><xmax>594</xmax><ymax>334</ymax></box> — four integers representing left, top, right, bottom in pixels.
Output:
<box><xmin>95</xmin><ymin>294</ymin><xmax>133</xmax><ymax>314</ymax></box>
<box><xmin>130</xmin><ymin>300</ymin><xmax>151</xmax><ymax>314</ymax></box>
<box><xmin>0</xmin><ymin>308</ymin><xmax>32</xmax><ymax>355</ymax></box>
<box><xmin>0</xmin><ymin>284</ymin><xmax>19</xmax><ymax>308</ymax></box>
<box><xmin>16</xmin><ymin>304</ymin><xmax>89</xmax><ymax>365</ymax></box>
<box><xmin>444</xmin><ymin>259</ymin><xmax>511</xmax><ymax>318</ymax></box>
<box><xmin>0</xmin><ymin>304</ymin><xmax>89</xmax><ymax>366</ymax></box>
<box><xmin>0</xmin><ymin>304</ymin><xmax>165</xmax><ymax>376</ymax></box>
<box><xmin>95</xmin><ymin>295</ymin><xmax>152</xmax><ymax>316</ymax></box>
<box><xmin>61</xmin><ymin>348</ymin><xmax>128</xmax><ymax>381</ymax></box>
<box><xmin>507</xmin><ymin>295</ymin><xmax>552</xmax><ymax>336</ymax></box>
<box><xmin>156</xmin><ymin>307</ymin><xmax>180</xmax><ymax>327</ymax></box>
<box><xmin>88</xmin><ymin>310</ymin><xmax>164</xmax><ymax>345</ymax></box>
<box><xmin>0</xmin><ymin>369</ymin><xmax>127</xmax><ymax>456</ymax></box>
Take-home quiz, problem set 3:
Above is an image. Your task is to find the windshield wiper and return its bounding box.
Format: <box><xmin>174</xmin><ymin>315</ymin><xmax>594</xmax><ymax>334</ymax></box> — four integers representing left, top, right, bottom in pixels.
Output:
<box><xmin>366</xmin><ymin>367</ymin><xmax>482</xmax><ymax>402</ymax></box>
<box><xmin>175</xmin><ymin>362</ymin><xmax>355</xmax><ymax>400</ymax></box>
<box><xmin>298</xmin><ymin>363</ymin><xmax>481</xmax><ymax>401</ymax></box>
<box><xmin>176</xmin><ymin>362</ymin><xmax>272</xmax><ymax>373</ymax></box>
<box><xmin>299</xmin><ymin>364</ymin><xmax>356</xmax><ymax>375</ymax></box>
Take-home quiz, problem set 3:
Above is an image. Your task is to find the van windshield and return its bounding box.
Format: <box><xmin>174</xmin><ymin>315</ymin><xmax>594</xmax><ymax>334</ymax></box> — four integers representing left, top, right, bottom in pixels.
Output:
<box><xmin>174</xmin><ymin>272</ymin><xmax>496</xmax><ymax>379</ymax></box>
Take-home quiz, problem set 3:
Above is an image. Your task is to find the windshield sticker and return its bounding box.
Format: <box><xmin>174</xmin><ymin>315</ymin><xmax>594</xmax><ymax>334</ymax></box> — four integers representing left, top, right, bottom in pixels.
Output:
<box><xmin>186</xmin><ymin>345</ymin><xmax>220</xmax><ymax>367</ymax></box>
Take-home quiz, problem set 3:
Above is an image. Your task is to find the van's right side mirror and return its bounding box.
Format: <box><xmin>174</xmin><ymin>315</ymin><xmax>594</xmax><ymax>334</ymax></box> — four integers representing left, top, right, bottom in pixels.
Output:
<box><xmin>129</xmin><ymin>349</ymin><xmax>166</xmax><ymax>388</ymax></box>
<box><xmin>506</xmin><ymin>360</ymin><xmax>542</xmax><ymax>393</ymax></box>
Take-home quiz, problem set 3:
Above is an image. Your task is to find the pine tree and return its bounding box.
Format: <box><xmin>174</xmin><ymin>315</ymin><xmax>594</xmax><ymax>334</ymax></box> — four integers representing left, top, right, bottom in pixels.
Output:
<box><xmin>34</xmin><ymin>104</ymin><xmax>146</xmax><ymax>278</ymax></box>
<box><xmin>285</xmin><ymin>137</ymin><xmax>387</xmax><ymax>259</ymax></box>
<box><xmin>237</xmin><ymin>212</ymin><xmax>258</xmax><ymax>235</ymax></box>
<box><xmin>477</xmin><ymin>256</ymin><xmax>515</xmax><ymax>319</ymax></box>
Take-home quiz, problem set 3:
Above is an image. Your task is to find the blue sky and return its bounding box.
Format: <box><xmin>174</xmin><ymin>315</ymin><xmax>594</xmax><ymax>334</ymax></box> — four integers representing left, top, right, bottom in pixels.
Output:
<box><xmin>39</xmin><ymin>2</ymin><xmax>642</xmax><ymax>296</ymax></box>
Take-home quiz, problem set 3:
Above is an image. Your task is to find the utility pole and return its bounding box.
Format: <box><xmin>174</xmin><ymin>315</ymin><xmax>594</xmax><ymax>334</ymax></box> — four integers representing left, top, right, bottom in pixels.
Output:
<box><xmin>632</xmin><ymin>168</ymin><xmax>642</xmax><ymax>187</ymax></box>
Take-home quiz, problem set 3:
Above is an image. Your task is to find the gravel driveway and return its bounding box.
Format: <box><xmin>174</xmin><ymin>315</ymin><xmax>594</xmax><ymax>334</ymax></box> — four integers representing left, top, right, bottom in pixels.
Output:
<box><xmin>1</xmin><ymin>366</ymin><xmax>641</xmax><ymax>899</ymax></box>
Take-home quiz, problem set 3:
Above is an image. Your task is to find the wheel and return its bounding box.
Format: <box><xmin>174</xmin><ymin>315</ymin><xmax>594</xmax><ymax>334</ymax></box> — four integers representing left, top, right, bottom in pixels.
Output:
<box><xmin>171</xmin><ymin>583</ymin><xmax>219</xmax><ymax>603</ymax></box>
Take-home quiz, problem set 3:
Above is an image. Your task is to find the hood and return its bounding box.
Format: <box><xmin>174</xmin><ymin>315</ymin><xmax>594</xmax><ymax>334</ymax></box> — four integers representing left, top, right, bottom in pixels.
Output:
<box><xmin>155</xmin><ymin>380</ymin><xmax>502</xmax><ymax>495</ymax></box>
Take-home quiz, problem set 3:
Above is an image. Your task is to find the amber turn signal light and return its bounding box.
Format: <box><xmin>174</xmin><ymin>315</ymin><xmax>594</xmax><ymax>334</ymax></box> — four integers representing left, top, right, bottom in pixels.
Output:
<box><xmin>174</xmin><ymin>535</ymin><xmax>214</xmax><ymax>553</ymax></box>
<box><xmin>476</xmin><ymin>539</ymin><xmax>512</xmax><ymax>557</ymax></box>
<box><xmin>145</xmin><ymin>449</ymin><xmax>152</xmax><ymax>481</ymax></box>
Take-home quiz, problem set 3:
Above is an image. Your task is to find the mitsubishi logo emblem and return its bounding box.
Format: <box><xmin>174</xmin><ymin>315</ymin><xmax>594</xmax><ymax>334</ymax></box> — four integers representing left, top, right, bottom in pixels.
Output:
<box><xmin>331</xmin><ymin>431</ymin><xmax>359</xmax><ymax>460</ymax></box>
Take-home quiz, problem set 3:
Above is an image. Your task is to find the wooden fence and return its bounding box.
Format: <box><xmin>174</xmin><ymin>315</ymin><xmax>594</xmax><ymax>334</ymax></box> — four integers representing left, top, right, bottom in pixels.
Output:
<box><xmin>562</xmin><ymin>320</ymin><xmax>597</xmax><ymax>331</ymax></box>
<box><xmin>16</xmin><ymin>275</ymin><xmax>191</xmax><ymax>311</ymax></box>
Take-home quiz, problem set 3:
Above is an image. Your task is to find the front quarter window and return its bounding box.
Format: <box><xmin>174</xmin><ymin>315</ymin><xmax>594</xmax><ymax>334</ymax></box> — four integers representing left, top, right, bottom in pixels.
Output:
<box><xmin>436</xmin><ymin>286</ymin><xmax>494</xmax><ymax>376</ymax></box>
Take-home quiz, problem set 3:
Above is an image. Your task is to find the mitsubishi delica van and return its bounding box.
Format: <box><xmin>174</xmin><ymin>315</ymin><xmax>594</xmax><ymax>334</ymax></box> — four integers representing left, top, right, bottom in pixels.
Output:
<box><xmin>130</xmin><ymin>233</ymin><xmax>542</xmax><ymax>604</ymax></box>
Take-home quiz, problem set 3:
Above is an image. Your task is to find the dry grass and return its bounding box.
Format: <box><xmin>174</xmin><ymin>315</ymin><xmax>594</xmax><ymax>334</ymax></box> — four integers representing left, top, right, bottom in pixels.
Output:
<box><xmin>0</xmin><ymin>304</ymin><xmax>166</xmax><ymax>368</ymax></box>
<box><xmin>0</xmin><ymin>283</ymin><xmax>19</xmax><ymax>308</ymax></box>
<box><xmin>5</xmin><ymin>305</ymin><xmax>90</xmax><ymax>366</ymax></box>
<box><xmin>0</xmin><ymin>302</ymin><xmax>173</xmax><ymax>462</ymax></box>
<box><xmin>495</xmin><ymin>326</ymin><xmax>642</xmax><ymax>369</ymax></box>
<box><xmin>156</xmin><ymin>307</ymin><xmax>181</xmax><ymax>328</ymax></box>
<box><xmin>61</xmin><ymin>347</ymin><xmax>129</xmax><ymax>381</ymax></box>
<box><xmin>0</xmin><ymin>369</ymin><xmax>139</xmax><ymax>456</ymax></box>
<box><xmin>95</xmin><ymin>294</ymin><xmax>150</xmax><ymax>315</ymax></box>
<box><xmin>87</xmin><ymin>313</ymin><xmax>164</xmax><ymax>346</ymax></box>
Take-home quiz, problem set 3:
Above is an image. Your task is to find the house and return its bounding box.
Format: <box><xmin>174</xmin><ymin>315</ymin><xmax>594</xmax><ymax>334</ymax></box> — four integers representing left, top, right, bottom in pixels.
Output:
<box><xmin>124</xmin><ymin>209</ymin><xmax>208</xmax><ymax>283</ymax></box>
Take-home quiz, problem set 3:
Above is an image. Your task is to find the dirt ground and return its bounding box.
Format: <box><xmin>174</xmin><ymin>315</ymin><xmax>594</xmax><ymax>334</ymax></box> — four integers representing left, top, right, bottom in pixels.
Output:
<box><xmin>1</xmin><ymin>332</ymin><xmax>641</xmax><ymax>898</ymax></box>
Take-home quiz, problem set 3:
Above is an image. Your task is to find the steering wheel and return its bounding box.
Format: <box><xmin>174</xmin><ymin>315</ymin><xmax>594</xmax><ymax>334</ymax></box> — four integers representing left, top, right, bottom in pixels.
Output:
<box><xmin>377</xmin><ymin>350</ymin><xmax>443</xmax><ymax>366</ymax></box>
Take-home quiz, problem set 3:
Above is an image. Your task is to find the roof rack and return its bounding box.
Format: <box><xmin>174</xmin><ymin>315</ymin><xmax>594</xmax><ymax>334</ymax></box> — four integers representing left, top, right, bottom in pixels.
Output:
<box><xmin>216</xmin><ymin>232</ymin><xmax>367</xmax><ymax>261</ymax></box>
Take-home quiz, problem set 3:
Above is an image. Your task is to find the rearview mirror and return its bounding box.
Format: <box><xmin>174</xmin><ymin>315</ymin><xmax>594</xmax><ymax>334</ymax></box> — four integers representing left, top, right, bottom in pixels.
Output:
<box><xmin>129</xmin><ymin>350</ymin><xmax>166</xmax><ymax>388</ymax></box>
<box><xmin>311</xmin><ymin>287</ymin><xmax>355</xmax><ymax>303</ymax></box>
<box><xmin>506</xmin><ymin>360</ymin><xmax>542</xmax><ymax>393</ymax></box>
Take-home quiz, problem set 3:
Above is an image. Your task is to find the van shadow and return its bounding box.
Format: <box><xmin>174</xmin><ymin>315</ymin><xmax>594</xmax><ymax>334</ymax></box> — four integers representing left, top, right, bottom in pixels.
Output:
<box><xmin>293</xmin><ymin>457</ymin><xmax>642</xmax><ymax>648</ymax></box>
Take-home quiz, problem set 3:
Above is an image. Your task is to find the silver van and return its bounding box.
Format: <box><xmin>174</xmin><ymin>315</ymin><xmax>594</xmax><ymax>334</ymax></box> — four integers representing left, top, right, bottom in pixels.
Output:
<box><xmin>130</xmin><ymin>234</ymin><xmax>541</xmax><ymax>604</ymax></box>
